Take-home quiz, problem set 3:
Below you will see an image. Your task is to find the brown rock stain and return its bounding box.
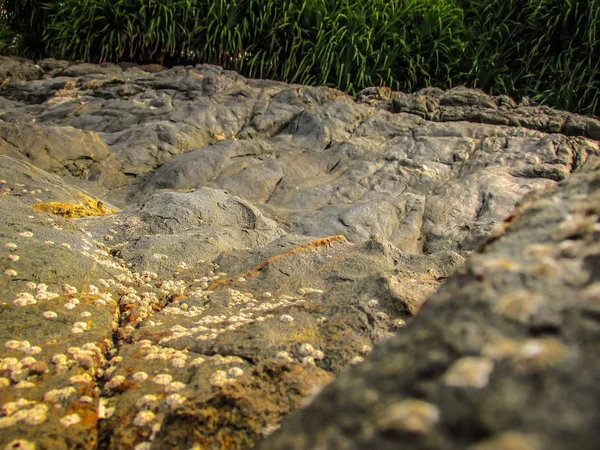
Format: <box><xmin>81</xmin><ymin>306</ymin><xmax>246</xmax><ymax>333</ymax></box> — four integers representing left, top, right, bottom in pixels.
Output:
<box><xmin>208</xmin><ymin>235</ymin><xmax>349</xmax><ymax>290</ymax></box>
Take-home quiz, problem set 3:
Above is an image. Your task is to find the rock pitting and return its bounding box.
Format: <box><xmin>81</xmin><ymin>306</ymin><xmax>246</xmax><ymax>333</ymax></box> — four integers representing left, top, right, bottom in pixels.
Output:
<box><xmin>0</xmin><ymin>57</ymin><xmax>598</xmax><ymax>449</ymax></box>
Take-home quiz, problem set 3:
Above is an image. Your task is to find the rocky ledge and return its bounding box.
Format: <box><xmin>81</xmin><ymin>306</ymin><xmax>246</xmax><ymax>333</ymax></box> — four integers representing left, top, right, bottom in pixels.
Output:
<box><xmin>0</xmin><ymin>56</ymin><xmax>598</xmax><ymax>450</ymax></box>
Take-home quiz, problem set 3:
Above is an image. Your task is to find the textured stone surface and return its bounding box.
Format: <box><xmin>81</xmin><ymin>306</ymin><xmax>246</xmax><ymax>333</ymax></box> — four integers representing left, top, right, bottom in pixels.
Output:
<box><xmin>0</xmin><ymin>57</ymin><xmax>599</xmax><ymax>449</ymax></box>
<box><xmin>259</xmin><ymin>159</ymin><xmax>600</xmax><ymax>450</ymax></box>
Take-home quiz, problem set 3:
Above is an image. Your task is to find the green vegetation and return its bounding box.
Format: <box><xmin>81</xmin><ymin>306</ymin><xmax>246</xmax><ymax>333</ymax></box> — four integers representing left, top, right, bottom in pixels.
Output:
<box><xmin>1</xmin><ymin>0</ymin><xmax>598</xmax><ymax>115</ymax></box>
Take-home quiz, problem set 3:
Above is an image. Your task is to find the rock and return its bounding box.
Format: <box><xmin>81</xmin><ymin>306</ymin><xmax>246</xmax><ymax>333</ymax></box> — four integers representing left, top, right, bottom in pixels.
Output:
<box><xmin>258</xmin><ymin>160</ymin><xmax>600</xmax><ymax>450</ymax></box>
<box><xmin>391</xmin><ymin>86</ymin><xmax>600</xmax><ymax>140</ymax></box>
<box><xmin>37</xmin><ymin>58</ymin><xmax>71</xmax><ymax>77</ymax></box>
<box><xmin>0</xmin><ymin>56</ymin><xmax>598</xmax><ymax>449</ymax></box>
<box><xmin>61</xmin><ymin>63</ymin><xmax>123</xmax><ymax>78</ymax></box>
<box><xmin>0</xmin><ymin>57</ymin><xmax>42</xmax><ymax>82</ymax></box>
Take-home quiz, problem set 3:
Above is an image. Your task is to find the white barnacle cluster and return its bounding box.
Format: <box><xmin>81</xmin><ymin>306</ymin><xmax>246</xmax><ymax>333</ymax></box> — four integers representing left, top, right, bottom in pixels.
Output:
<box><xmin>42</xmin><ymin>311</ymin><xmax>58</xmax><ymax>319</ymax></box>
<box><xmin>29</xmin><ymin>283</ymin><xmax>59</xmax><ymax>302</ymax></box>
<box><xmin>19</xmin><ymin>232</ymin><xmax>34</xmax><ymax>238</ymax></box>
<box><xmin>136</xmin><ymin>394</ymin><xmax>158</xmax><ymax>410</ymax></box>
<box><xmin>297</xmin><ymin>343</ymin><xmax>325</xmax><ymax>362</ymax></box>
<box><xmin>59</xmin><ymin>413</ymin><xmax>81</xmax><ymax>427</ymax></box>
<box><xmin>297</xmin><ymin>287</ymin><xmax>324</xmax><ymax>296</ymax></box>
<box><xmin>189</xmin><ymin>356</ymin><xmax>206</xmax><ymax>367</ymax></box>
<box><xmin>157</xmin><ymin>279</ymin><xmax>186</xmax><ymax>297</ymax></box>
<box><xmin>7</xmin><ymin>254</ymin><xmax>19</xmax><ymax>262</ymax></box>
<box><xmin>98</xmin><ymin>398</ymin><xmax>115</xmax><ymax>419</ymax></box>
<box><xmin>43</xmin><ymin>386</ymin><xmax>77</xmax><ymax>404</ymax></box>
<box><xmin>133</xmin><ymin>410</ymin><xmax>156</xmax><ymax>427</ymax></box>
<box><xmin>4</xmin><ymin>340</ymin><xmax>41</xmax><ymax>356</ymax></box>
<box><xmin>138</xmin><ymin>341</ymin><xmax>191</xmax><ymax>368</ymax></box>
<box><xmin>70</xmin><ymin>373</ymin><xmax>93</xmax><ymax>385</ymax></box>
<box><xmin>62</xmin><ymin>284</ymin><xmax>78</xmax><ymax>295</ymax></box>
<box><xmin>367</xmin><ymin>298</ymin><xmax>379</xmax><ymax>308</ymax></box>
<box><xmin>0</xmin><ymin>355</ymin><xmax>40</xmax><ymax>387</ymax></box>
<box><xmin>165</xmin><ymin>381</ymin><xmax>187</xmax><ymax>393</ymax></box>
<box><xmin>209</xmin><ymin>366</ymin><xmax>245</xmax><ymax>387</ymax></box>
<box><xmin>350</xmin><ymin>356</ymin><xmax>365</xmax><ymax>365</ymax></box>
<box><xmin>131</xmin><ymin>371</ymin><xmax>149</xmax><ymax>382</ymax></box>
<box><xmin>276</xmin><ymin>351</ymin><xmax>294</xmax><ymax>363</ymax></box>
<box><xmin>64</xmin><ymin>298</ymin><xmax>80</xmax><ymax>310</ymax></box>
<box><xmin>151</xmin><ymin>374</ymin><xmax>173</xmax><ymax>386</ymax></box>
<box><xmin>104</xmin><ymin>375</ymin><xmax>126</xmax><ymax>392</ymax></box>
<box><xmin>0</xmin><ymin>402</ymin><xmax>48</xmax><ymax>429</ymax></box>
<box><xmin>165</xmin><ymin>394</ymin><xmax>186</xmax><ymax>410</ymax></box>
<box><xmin>58</xmin><ymin>343</ymin><xmax>105</xmax><ymax>373</ymax></box>
<box><xmin>71</xmin><ymin>321</ymin><xmax>89</xmax><ymax>336</ymax></box>
<box><xmin>13</xmin><ymin>292</ymin><xmax>36</xmax><ymax>306</ymax></box>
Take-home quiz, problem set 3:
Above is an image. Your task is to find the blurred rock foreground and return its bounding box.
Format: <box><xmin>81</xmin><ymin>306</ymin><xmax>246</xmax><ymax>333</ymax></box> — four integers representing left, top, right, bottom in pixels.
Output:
<box><xmin>0</xmin><ymin>56</ymin><xmax>598</xmax><ymax>450</ymax></box>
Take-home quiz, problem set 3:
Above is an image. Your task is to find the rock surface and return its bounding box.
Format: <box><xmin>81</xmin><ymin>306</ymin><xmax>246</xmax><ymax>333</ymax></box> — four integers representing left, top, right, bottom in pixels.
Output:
<box><xmin>0</xmin><ymin>57</ymin><xmax>598</xmax><ymax>449</ymax></box>
<box><xmin>259</xmin><ymin>159</ymin><xmax>600</xmax><ymax>450</ymax></box>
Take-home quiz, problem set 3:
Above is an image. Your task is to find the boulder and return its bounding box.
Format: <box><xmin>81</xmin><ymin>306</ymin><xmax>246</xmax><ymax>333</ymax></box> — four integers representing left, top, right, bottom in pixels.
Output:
<box><xmin>0</xmin><ymin>56</ymin><xmax>599</xmax><ymax>449</ymax></box>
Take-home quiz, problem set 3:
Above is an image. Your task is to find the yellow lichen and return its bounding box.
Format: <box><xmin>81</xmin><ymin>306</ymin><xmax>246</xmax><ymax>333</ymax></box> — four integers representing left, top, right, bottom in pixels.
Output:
<box><xmin>34</xmin><ymin>194</ymin><xmax>117</xmax><ymax>218</ymax></box>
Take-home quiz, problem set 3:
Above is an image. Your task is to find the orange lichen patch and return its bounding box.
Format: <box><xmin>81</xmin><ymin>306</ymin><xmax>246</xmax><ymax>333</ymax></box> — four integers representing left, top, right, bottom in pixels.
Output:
<box><xmin>34</xmin><ymin>194</ymin><xmax>117</xmax><ymax>218</ymax></box>
<box><xmin>208</xmin><ymin>235</ymin><xmax>349</xmax><ymax>290</ymax></box>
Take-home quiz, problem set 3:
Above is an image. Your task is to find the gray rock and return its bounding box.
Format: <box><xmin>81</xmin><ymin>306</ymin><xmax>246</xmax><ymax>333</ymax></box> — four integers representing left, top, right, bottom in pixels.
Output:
<box><xmin>0</xmin><ymin>56</ymin><xmax>599</xmax><ymax>449</ymax></box>
<box><xmin>258</xmin><ymin>160</ymin><xmax>600</xmax><ymax>450</ymax></box>
<box><xmin>0</xmin><ymin>56</ymin><xmax>42</xmax><ymax>82</ymax></box>
<box><xmin>390</xmin><ymin>86</ymin><xmax>600</xmax><ymax>140</ymax></box>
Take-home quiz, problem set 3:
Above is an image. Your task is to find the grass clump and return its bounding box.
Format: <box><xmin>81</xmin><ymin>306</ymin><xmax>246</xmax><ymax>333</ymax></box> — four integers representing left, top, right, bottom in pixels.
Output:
<box><xmin>0</xmin><ymin>0</ymin><xmax>598</xmax><ymax>115</ymax></box>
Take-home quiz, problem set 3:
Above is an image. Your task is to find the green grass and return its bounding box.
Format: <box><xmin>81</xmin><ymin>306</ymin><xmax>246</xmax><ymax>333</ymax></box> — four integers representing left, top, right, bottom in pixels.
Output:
<box><xmin>0</xmin><ymin>0</ymin><xmax>598</xmax><ymax>116</ymax></box>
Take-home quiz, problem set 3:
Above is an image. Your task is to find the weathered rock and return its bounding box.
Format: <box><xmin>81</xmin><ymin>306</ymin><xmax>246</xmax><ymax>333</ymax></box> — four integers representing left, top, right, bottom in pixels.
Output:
<box><xmin>259</xmin><ymin>160</ymin><xmax>600</xmax><ymax>450</ymax></box>
<box><xmin>0</xmin><ymin>57</ymin><xmax>42</xmax><ymax>82</ymax></box>
<box><xmin>390</xmin><ymin>86</ymin><xmax>600</xmax><ymax>140</ymax></box>
<box><xmin>0</xmin><ymin>56</ymin><xmax>599</xmax><ymax>449</ymax></box>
